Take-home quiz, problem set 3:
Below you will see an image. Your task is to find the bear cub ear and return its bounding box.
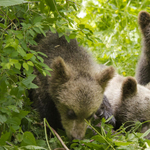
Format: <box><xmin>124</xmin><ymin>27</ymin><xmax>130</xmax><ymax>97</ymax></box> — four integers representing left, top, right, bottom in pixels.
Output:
<box><xmin>138</xmin><ymin>11</ymin><xmax>150</xmax><ymax>30</ymax></box>
<box><xmin>51</xmin><ymin>56</ymin><xmax>71</xmax><ymax>83</ymax></box>
<box><xmin>121</xmin><ymin>77</ymin><xmax>137</xmax><ymax>100</ymax></box>
<box><xmin>96</xmin><ymin>66</ymin><xmax>115</xmax><ymax>90</ymax></box>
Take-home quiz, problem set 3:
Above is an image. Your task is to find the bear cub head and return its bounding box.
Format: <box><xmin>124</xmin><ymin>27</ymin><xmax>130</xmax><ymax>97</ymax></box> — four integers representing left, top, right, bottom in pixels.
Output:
<box><xmin>49</xmin><ymin>56</ymin><xmax>115</xmax><ymax>140</ymax></box>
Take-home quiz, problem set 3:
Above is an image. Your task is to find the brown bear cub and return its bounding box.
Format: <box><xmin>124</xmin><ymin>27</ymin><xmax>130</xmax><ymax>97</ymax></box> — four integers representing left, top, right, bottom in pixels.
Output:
<box><xmin>29</xmin><ymin>32</ymin><xmax>115</xmax><ymax>140</ymax></box>
<box><xmin>101</xmin><ymin>11</ymin><xmax>150</xmax><ymax>138</ymax></box>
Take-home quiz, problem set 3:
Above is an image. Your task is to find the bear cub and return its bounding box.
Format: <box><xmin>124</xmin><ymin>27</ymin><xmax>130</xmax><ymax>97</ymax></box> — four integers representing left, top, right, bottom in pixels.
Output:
<box><xmin>97</xmin><ymin>11</ymin><xmax>150</xmax><ymax>139</ymax></box>
<box><xmin>29</xmin><ymin>32</ymin><xmax>115</xmax><ymax>140</ymax></box>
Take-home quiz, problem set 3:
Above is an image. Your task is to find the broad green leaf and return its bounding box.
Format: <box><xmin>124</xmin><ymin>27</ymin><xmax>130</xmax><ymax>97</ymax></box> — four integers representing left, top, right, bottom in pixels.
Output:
<box><xmin>33</xmin><ymin>27</ymin><xmax>41</xmax><ymax>34</ymax></box>
<box><xmin>42</xmin><ymin>70</ymin><xmax>46</xmax><ymax>76</ymax></box>
<box><xmin>28</xmin><ymin>83</ymin><xmax>38</xmax><ymax>89</ymax></box>
<box><xmin>37</xmin><ymin>52</ymin><xmax>47</xmax><ymax>57</ymax></box>
<box><xmin>21</xmin><ymin>131</ymin><xmax>36</xmax><ymax>146</ymax></box>
<box><xmin>9</xmin><ymin>59</ymin><xmax>18</xmax><ymax>64</ymax></box>
<box><xmin>16</xmin><ymin>133</ymin><xmax>23</xmax><ymax>142</ymax></box>
<box><xmin>0</xmin><ymin>114</ymin><xmax>7</xmax><ymax>124</ymax></box>
<box><xmin>114</xmin><ymin>141</ymin><xmax>133</xmax><ymax>146</ymax></box>
<box><xmin>44</xmin><ymin>70</ymin><xmax>51</xmax><ymax>76</ymax></box>
<box><xmin>8</xmin><ymin>105</ymin><xmax>19</xmax><ymax>113</ymax></box>
<box><xmin>0</xmin><ymin>132</ymin><xmax>10</xmax><ymax>146</ymax></box>
<box><xmin>83</xmin><ymin>142</ymin><xmax>104</xmax><ymax>149</ymax></box>
<box><xmin>22</xmin><ymin>74</ymin><xmax>38</xmax><ymax>88</ymax></box>
<box><xmin>21</xmin><ymin>145</ymin><xmax>47</xmax><ymax>150</ymax></box>
<box><xmin>23</xmin><ymin>62</ymin><xmax>29</xmax><ymax>71</ymax></box>
<box><xmin>15</xmin><ymin>62</ymin><xmax>21</xmax><ymax>70</ymax></box>
<box><xmin>0</xmin><ymin>23</ymin><xmax>6</xmax><ymax>28</ymax></box>
<box><xmin>0</xmin><ymin>0</ymin><xmax>27</xmax><ymax>6</ymax></box>
<box><xmin>24</xmin><ymin>53</ymin><xmax>33</xmax><ymax>60</ymax></box>
<box><xmin>69</xmin><ymin>33</ymin><xmax>76</xmax><ymax>39</ymax></box>
<box><xmin>17</xmin><ymin>46</ymin><xmax>26</xmax><ymax>57</ymax></box>
<box><xmin>12</xmin><ymin>110</ymin><xmax>29</xmax><ymax>119</ymax></box>
<box><xmin>21</xmin><ymin>41</ymin><xmax>28</xmax><ymax>51</ymax></box>
<box><xmin>33</xmin><ymin>16</ymin><xmax>43</xmax><ymax>24</ymax></box>
<box><xmin>37</xmin><ymin>56</ymin><xmax>44</xmax><ymax>62</ymax></box>
<box><xmin>65</xmin><ymin>35</ymin><xmax>70</xmax><ymax>43</ymax></box>
<box><xmin>141</xmin><ymin>129</ymin><xmax>150</xmax><ymax>138</ymax></box>
<box><xmin>27</xmin><ymin>61</ymin><xmax>34</xmax><ymax>66</ymax></box>
<box><xmin>91</xmin><ymin>135</ymin><xmax>106</xmax><ymax>143</ymax></box>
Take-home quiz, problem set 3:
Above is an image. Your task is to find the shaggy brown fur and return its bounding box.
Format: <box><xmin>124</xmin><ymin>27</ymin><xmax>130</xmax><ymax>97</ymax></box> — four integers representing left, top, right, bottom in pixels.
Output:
<box><xmin>29</xmin><ymin>32</ymin><xmax>115</xmax><ymax>140</ymax></box>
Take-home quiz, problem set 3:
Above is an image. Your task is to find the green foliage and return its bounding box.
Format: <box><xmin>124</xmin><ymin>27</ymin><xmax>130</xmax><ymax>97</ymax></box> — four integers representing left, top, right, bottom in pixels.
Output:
<box><xmin>44</xmin><ymin>118</ymin><xmax>150</xmax><ymax>150</ymax></box>
<box><xmin>0</xmin><ymin>0</ymin><xmax>150</xmax><ymax>149</ymax></box>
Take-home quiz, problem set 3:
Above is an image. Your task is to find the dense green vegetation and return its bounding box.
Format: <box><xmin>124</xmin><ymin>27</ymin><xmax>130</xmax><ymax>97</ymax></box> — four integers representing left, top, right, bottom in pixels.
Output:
<box><xmin>0</xmin><ymin>0</ymin><xmax>150</xmax><ymax>149</ymax></box>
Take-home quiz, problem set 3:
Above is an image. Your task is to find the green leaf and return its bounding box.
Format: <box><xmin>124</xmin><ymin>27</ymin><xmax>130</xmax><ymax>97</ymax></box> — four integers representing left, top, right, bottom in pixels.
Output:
<box><xmin>16</xmin><ymin>133</ymin><xmax>23</xmax><ymax>142</ymax></box>
<box><xmin>0</xmin><ymin>0</ymin><xmax>27</xmax><ymax>6</ymax></box>
<box><xmin>13</xmin><ymin>110</ymin><xmax>29</xmax><ymax>119</ymax></box>
<box><xmin>7</xmin><ymin>117</ymin><xmax>21</xmax><ymax>126</ymax></box>
<box><xmin>33</xmin><ymin>16</ymin><xmax>43</xmax><ymax>24</ymax></box>
<box><xmin>39</xmin><ymin>27</ymin><xmax>46</xmax><ymax>37</ymax></box>
<box><xmin>17</xmin><ymin>46</ymin><xmax>26</xmax><ymax>57</ymax></box>
<box><xmin>37</xmin><ymin>52</ymin><xmax>47</xmax><ymax>57</ymax></box>
<box><xmin>24</xmin><ymin>53</ymin><xmax>33</xmax><ymax>60</ymax></box>
<box><xmin>15</xmin><ymin>62</ymin><xmax>21</xmax><ymax>70</ymax></box>
<box><xmin>140</xmin><ymin>129</ymin><xmax>150</xmax><ymax>138</ymax></box>
<box><xmin>0</xmin><ymin>114</ymin><xmax>7</xmax><ymax>124</ymax></box>
<box><xmin>21</xmin><ymin>41</ymin><xmax>28</xmax><ymax>51</ymax></box>
<box><xmin>114</xmin><ymin>141</ymin><xmax>133</xmax><ymax>146</ymax></box>
<box><xmin>84</xmin><ymin>142</ymin><xmax>104</xmax><ymax>149</ymax></box>
<box><xmin>8</xmin><ymin>105</ymin><xmax>19</xmax><ymax>113</ymax></box>
<box><xmin>69</xmin><ymin>33</ymin><xmax>76</xmax><ymax>39</ymax></box>
<box><xmin>21</xmin><ymin>145</ymin><xmax>47</xmax><ymax>150</ymax></box>
<box><xmin>22</xmin><ymin>74</ymin><xmax>38</xmax><ymax>89</ymax></box>
<box><xmin>44</xmin><ymin>70</ymin><xmax>51</xmax><ymax>76</ymax></box>
<box><xmin>23</xmin><ymin>62</ymin><xmax>29</xmax><ymax>71</ymax></box>
<box><xmin>27</xmin><ymin>61</ymin><xmax>34</xmax><ymax>66</ymax></box>
<box><xmin>91</xmin><ymin>135</ymin><xmax>106</xmax><ymax>143</ymax></box>
<box><xmin>37</xmin><ymin>56</ymin><xmax>44</xmax><ymax>62</ymax></box>
<box><xmin>28</xmin><ymin>83</ymin><xmax>38</xmax><ymax>89</ymax></box>
<box><xmin>36</xmin><ymin>140</ymin><xmax>47</xmax><ymax>147</ymax></box>
<box><xmin>21</xmin><ymin>131</ymin><xmax>37</xmax><ymax>146</ymax></box>
<box><xmin>29</xmin><ymin>29</ymin><xmax>35</xmax><ymax>37</ymax></box>
<box><xmin>33</xmin><ymin>27</ymin><xmax>41</xmax><ymax>34</ymax></box>
<box><xmin>0</xmin><ymin>132</ymin><xmax>10</xmax><ymax>146</ymax></box>
<box><xmin>79</xmin><ymin>24</ymin><xmax>85</xmax><ymax>29</ymax></box>
<box><xmin>0</xmin><ymin>23</ymin><xmax>6</xmax><ymax>29</ymax></box>
<box><xmin>49</xmin><ymin>26</ymin><xmax>56</xmax><ymax>33</ymax></box>
<box><xmin>45</xmin><ymin>0</ymin><xmax>56</xmax><ymax>11</ymax></box>
<box><xmin>65</xmin><ymin>35</ymin><xmax>70</xmax><ymax>43</ymax></box>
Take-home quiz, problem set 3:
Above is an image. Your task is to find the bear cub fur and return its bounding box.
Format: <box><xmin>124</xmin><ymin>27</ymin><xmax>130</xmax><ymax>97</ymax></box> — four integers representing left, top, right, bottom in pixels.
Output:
<box><xmin>98</xmin><ymin>11</ymin><xmax>150</xmax><ymax>138</ymax></box>
<box><xmin>29</xmin><ymin>32</ymin><xmax>115</xmax><ymax>140</ymax></box>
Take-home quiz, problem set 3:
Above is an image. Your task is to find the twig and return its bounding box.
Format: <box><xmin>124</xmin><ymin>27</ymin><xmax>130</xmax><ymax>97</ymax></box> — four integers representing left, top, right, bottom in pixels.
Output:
<box><xmin>44</xmin><ymin>118</ymin><xmax>70</xmax><ymax>150</ymax></box>
<box><xmin>6</xmin><ymin>141</ymin><xmax>12</xmax><ymax>146</ymax></box>
<box><xmin>51</xmin><ymin>128</ymin><xmax>70</xmax><ymax>150</ymax></box>
<box><xmin>0</xmin><ymin>9</ymin><xmax>18</xmax><ymax>30</ymax></box>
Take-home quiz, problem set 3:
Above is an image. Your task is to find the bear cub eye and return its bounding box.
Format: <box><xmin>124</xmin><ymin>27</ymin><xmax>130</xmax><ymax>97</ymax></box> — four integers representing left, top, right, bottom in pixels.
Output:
<box><xmin>67</xmin><ymin>110</ymin><xmax>77</xmax><ymax>119</ymax></box>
